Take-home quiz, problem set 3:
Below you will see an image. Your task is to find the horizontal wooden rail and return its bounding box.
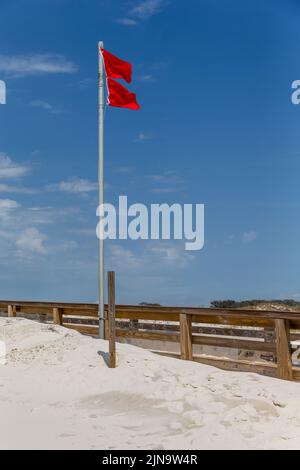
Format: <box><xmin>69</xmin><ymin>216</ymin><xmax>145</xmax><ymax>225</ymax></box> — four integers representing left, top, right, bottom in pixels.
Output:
<box><xmin>1</xmin><ymin>300</ymin><xmax>300</xmax><ymax>319</ymax></box>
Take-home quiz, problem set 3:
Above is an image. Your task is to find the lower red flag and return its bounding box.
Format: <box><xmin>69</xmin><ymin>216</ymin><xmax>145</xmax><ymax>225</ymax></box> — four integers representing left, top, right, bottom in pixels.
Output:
<box><xmin>107</xmin><ymin>78</ymin><xmax>140</xmax><ymax>110</ymax></box>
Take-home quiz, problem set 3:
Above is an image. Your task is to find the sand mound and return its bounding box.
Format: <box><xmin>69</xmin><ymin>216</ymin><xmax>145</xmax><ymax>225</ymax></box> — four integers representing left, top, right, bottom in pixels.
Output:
<box><xmin>1</xmin><ymin>318</ymin><xmax>300</xmax><ymax>450</ymax></box>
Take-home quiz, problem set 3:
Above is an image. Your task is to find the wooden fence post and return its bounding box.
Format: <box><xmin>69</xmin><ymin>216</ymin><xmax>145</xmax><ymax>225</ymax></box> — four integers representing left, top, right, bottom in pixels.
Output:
<box><xmin>180</xmin><ymin>313</ymin><xmax>193</xmax><ymax>361</ymax></box>
<box><xmin>108</xmin><ymin>271</ymin><xmax>116</xmax><ymax>368</ymax></box>
<box><xmin>53</xmin><ymin>307</ymin><xmax>63</xmax><ymax>326</ymax></box>
<box><xmin>275</xmin><ymin>319</ymin><xmax>293</xmax><ymax>380</ymax></box>
<box><xmin>8</xmin><ymin>305</ymin><xmax>16</xmax><ymax>318</ymax></box>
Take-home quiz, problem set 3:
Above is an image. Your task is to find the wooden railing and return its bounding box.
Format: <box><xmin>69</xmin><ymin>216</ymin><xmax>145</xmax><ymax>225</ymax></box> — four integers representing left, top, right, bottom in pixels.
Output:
<box><xmin>1</xmin><ymin>299</ymin><xmax>300</xmax><ymax>381</ymax></box>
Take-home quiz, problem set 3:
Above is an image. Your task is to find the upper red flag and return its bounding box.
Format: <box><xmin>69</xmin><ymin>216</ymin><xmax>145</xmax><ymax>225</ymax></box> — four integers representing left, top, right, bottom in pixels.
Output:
<box><xmin>107</xmin><ymin>78</ymin><xmax>140</xmax><ymax>110</ymax></box>
<box><xmin>101</xmin><ymin>48</ymin><xmax>132</xmax><ymax>84</ymax></box>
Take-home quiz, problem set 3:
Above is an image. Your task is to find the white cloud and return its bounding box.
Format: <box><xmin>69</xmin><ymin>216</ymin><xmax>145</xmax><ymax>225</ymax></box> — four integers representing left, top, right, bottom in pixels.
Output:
<box><xmin>148</xmin><ymin>170</ymin><xmax>183</xmax><ymax>185</ymax></box>
<box><xmin>134</xmin><ymin>133</ymin><xmax>153</xmax><ymax>143</ymax></box>
<box><xmin>109</xmin><ymin>241</ymin><xmax>194</xmax><ymax>272</ymax></box>
<box><xmin>0</xmin><ymin>198</ymin><xmax>80</xmax><ymax>260</ymax></box>
<box><xmin>148</xmin><ymin>170</ymin><xmax>184</xmax><ymax>194</ymax></box>
<box><xmin>242</xmin><ymin>231</ymin><xmax>257</xmax><ymax>243</ymax></box>
<box><xmin>148</xmin><ymin>243</ymin><xmax>195</xmax><ymax>267</ymax></box>
<box><xmin>0</xmin><ymin>153</ymin><xmax>30</xmax><ymax>179</ymax></box>
<box><xmin>24</xmin><ymin>206</ymin><xmax>79</xmax><ymax>226</ymax></box>
<box><xmin>0</xmin><ymin>198</ymin><xmax>20</xmax><ymax>221</ymax></box>
<box><xmin>118</xmin><ymin>0</ymin><xmax>169</xmax><ymax>25</ymax></box>
<box><xmin>47</xmin><ymin>178</ymin><xmax>98</xmax><ymax>194</ymax></box>
<box><xmin>116</xmin><ymin>18</ymin><xmax>138</xmax><ymax>26</ymax></box>
<box><xmin>0</xmin><ymin>199</ymin><xmax>19</xmax><ymax>210</ymax></box>
<box><xmin>30</xmin><ymin>100</ymin><xmax>62</xmax><ymax>114</ymax></box>
<box><xmin>0</xmin><ymin>54</ymin><xmax>77</xmax><ymax>78</ymax></box>
<box><xmin>16</xmin><ymin>228</ymin><xmax>47</xmax><ymax>255</ymax></box>
<box><xmin>130</xmin><ymin>0</ymin><xmax>169</xmax><ymax>20</ymax></box>
<box><xmin>109</xmin><ymin>244</ymin><xmax>141</xmax><ymax>270</ymax></box>
<box><xmin>0</xmin><ymin>198</ymin><xmax>20</xmax><ymax>211</ymax></box>
<box><xmin>0</xmin><ymin>184</ymin><xmax>37</xmax><ymax>194</ymax></box>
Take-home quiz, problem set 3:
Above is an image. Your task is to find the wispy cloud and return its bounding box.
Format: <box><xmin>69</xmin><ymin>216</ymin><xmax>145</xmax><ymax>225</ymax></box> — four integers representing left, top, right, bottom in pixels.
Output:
<box><xmin>134</xmin><ymin>133</ymin><xmax>153</xmax><ymax>143</ymax></box>
<box><xmin>22</xmin><ymin>206</ymin><xmax>79</xmax><ymax>226</ymax></box>
<box><xmin>110</xmin><ymin>244</ymin><xmax>141</xmax><ymax>270</ymax></box>
<box><xmin>0</xmin><ymin>198</ymin><xmax>20</xmax><ymax>211</ymax></box>
<box><xmin>0</xmin><ymin>183</ymin><xmax>37</xmax><ymax>194</ymax></box>
<box><xmin>148</xmin><ymin>170</ymin><xmax>184</xmax><ymax>194</ymax></box>
<box><xmin>116</xmin><ymin>18</ymin><xmax>138</xmax><ymax>26</ymax></box>
<box><xmin>0</xmin><ymin>54</ymin><xmax>77</xmax><ymax>78</ymax></box>
<box><xmin>148</xmin><ymin>243</ymin><xmax>195</xmax><ymax>267</ymax></box>
<box><xmin>0</xmin><ymin>194</ymin><xmax>80</xmax><ymax>260</ymax></box>
<box><xmin>148</xmin><ymin>170</ymin><xmax>183</xmax><ymax>185</ymax></box>
<box><xmin>30</xmin><ymin>100</ymin><xmax>62</xmax><ymax>114</ymax></box>
<box><xmin>242</xmin><ymin>231</ymin><xmax>257</xmax><ymax>243</ymax></box>
<box><xmin>0</xmin><ymin>198</ymin><xmax>20</xmax><ymax>222</ymax></box>
<box><xmin>16</xmin><ymin>227</ymin><xmax>47</xmax><ymax>255</ymax></box>
<box><xmin>118</xmin><ymin>0</ymin><xmax>169</xmax><ymax>26</ymax></box>
<box><xmin>130</xmin><ymin>0</ymin><xmax>169</xmax><ymax>20</ymax></box>
<box><xmin>47</xmin><ymin>177</ymin><xmax>98</xmax><ymax>194</ymax></box>
<box><xmin>0</xmin><ymin>153</ymin><xmax>30</xmax><ymax>179</ymax></box>
<box><xmin>109</xmin><ymin>241</ymin><xmax>194</xmax><ymax>272</ymax></box>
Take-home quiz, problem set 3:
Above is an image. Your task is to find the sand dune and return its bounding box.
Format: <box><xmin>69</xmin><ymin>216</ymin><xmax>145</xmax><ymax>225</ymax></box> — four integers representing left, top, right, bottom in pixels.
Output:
<box><xmin>0</xmin><ymin>317</ymin><xmax>300</xmax><ymax>450</ymax></box>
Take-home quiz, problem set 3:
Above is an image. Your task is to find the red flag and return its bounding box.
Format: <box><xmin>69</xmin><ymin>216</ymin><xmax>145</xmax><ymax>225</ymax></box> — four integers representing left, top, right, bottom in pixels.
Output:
<box><xmin>101</xmin><ymin>48</ymin><xmax>132</xmax><ymax>84</ymax></box>
<box><xmin>107</xmin><ymin>78</ymin><xmax>140</xmax><ymax>110</ymax></box>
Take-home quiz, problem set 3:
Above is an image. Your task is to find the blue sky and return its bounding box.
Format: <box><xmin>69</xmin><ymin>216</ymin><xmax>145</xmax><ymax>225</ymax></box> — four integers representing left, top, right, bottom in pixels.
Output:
<box><xmin>0</xmin><ymin>0</ymin><xmax>300</xmax><ymax>305</ymax></box>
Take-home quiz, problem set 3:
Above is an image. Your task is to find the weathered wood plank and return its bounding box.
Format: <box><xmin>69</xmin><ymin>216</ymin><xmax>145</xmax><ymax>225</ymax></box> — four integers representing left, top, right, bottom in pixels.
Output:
<box><xmin>108</xmin><ymin>272</ymin><xmax>116</xmax><ymax>369</ymax></box>
<box><xmin>191</xmin><ymin>314</ymin><xmax>273</xmax><ymax>327</ymax></box>
<box><xmin>275</xmin><ymin>319</ymin><xmax>293</xmax><ymax>380</ymax></box>
<box><xmin>53</xmin><ymin>307</ymin><xmax>63</xmax><ymax>326</ymax></box>
<box><xmin>0</xmin><ymin>300</ymin><xmax>99</xmax><ymax>310</ymax></box>
<box><xmin>14</xmin><ymin>306</ymin><xmax>52</xmax><ymax>315</ymax></box>
<box><xmin>104</xmin><ymin>312</ymin><xmax>109</xmax><ymax>341</ymax></box>
<box><xmin>115</xmin><ymin>311</ymin><xmax>180</xmax><ymax>322</ymax></box>
<box><xmin>116</xmin><ymin>329</ymin><xmax>179</xmax><ymax>342</ymax></box>
<box><xmin>192</xmin><ymin>335</ymin><xmax>275</xmax><ymax>352</ymax></box>
<box><xmin>186</xmin><ymin>308</ymin><xmax>300</xmax><ymax>322</ymax></box>
<box><xmin>292</xmin><ymin>368</ymin><xmax>300</xmax><ymax>381</ymax></box>
<box><xmin>7</xmin><ymin>305</ymin><xmax>16</xmax><ymax>318</ymax></box>
<box><xmin>180</xmin><ymin>314</ymin><xmax>193</xmax><ymax>361</ymax></box>
<box><xmin>63</xmin><ymin>324</ymin><xmax>98</xmax><ymax>336</ymax></box>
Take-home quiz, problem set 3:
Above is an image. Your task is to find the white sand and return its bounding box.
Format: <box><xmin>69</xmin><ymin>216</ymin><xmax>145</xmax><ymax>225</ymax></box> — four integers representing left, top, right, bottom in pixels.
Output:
<box><xmin>0</xmin><ymin>318</ymin><xmax>300</xmax><ymax>450</ymax></box>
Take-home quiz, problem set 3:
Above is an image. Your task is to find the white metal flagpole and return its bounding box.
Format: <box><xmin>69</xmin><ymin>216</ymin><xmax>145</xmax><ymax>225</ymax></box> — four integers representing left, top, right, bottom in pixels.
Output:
<box><xmin>98</xmin><ymin>41</ymin><xmax>105</xmax><ymax>339</ymax></box>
